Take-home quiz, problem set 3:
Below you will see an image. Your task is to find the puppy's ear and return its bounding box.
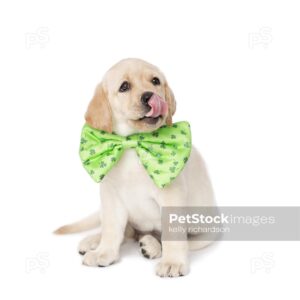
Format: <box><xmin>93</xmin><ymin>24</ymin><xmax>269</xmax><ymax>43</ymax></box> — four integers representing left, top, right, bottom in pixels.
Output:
<box><xmin>85</xmin><ymin>83</ymin><xmax>113</xmax><ymax>133</ymax></box>
<box><xmin>164</xmin><ymin>82</ymin><xmax>176</xmax><ymax>126</ymax></box>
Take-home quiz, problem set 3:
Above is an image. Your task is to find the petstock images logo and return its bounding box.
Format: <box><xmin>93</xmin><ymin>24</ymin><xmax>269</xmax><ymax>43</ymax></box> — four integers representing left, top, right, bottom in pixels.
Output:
<box><xmin>161</xmin><ymin>206</ymin><xmax>300</xmax><ymax>241</ymax></box>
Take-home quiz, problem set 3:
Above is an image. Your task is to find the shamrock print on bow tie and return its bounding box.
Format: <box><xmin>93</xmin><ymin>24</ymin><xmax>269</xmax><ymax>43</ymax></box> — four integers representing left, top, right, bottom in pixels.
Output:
<box><xmin>79</xmin><ymin>121</ymin><xmax>192</xmax><ymax>188</ymax></box>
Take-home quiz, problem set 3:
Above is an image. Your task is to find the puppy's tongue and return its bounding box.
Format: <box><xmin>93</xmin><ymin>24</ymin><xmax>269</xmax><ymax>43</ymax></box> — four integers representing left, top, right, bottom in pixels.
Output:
<box><xmin>145</xmin><ymin>94</ymin><xmax>168</xmax><ymax>118</ymax></box>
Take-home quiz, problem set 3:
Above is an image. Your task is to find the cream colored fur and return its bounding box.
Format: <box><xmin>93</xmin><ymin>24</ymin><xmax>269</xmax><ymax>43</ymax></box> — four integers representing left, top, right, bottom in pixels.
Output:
<box><xmin>55</xmin><ymin>58</ymin><xmax>215</xmax><ymax>277</ymax></box>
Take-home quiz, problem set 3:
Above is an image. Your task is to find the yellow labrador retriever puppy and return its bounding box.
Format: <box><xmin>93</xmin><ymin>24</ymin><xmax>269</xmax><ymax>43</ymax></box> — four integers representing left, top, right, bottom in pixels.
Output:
<box><xmin>55</xmin><ymin>58</ymin><xmax>215</xmax><ymax>277</ymax></box>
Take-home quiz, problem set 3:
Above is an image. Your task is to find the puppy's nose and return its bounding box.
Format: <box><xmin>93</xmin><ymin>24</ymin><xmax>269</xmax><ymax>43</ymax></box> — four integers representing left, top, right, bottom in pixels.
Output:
<box><xmin>141</xmin><ymin>91</ymin><xmax>153</xmax><ymax>105</ymax></box>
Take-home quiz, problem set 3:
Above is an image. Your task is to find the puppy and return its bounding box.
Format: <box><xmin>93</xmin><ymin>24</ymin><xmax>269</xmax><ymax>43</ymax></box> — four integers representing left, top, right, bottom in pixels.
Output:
<box><xmin>55</xmin><ymin>58</ymin><xmax>215</xmax><ymax>277</ymax></box>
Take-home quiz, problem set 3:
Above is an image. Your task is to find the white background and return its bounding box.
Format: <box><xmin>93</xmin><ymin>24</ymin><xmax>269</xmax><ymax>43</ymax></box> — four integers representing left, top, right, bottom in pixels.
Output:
<box><xmin>0</xmin><ymin>0</ymin><xmax>299</xmax><ymax>299</ymax></box>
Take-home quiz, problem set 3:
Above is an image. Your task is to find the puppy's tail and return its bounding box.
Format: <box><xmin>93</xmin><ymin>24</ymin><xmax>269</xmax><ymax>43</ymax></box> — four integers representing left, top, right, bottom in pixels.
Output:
<box><xmin>53</xmin><ymin>212</ymin><xmax>101</xmax><ymax>235</ymax></box>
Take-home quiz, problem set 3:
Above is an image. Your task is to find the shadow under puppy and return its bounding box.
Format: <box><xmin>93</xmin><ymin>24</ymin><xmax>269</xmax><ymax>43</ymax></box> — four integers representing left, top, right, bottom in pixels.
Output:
<box><xmin>55</xmin><ymin>58</ymin><xmax>215</xmax><ymax>277</ymax></box>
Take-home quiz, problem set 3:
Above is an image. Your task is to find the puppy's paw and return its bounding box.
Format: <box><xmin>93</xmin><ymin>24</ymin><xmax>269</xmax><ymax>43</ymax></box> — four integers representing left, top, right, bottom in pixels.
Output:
<box><xmin>82</xmin><ymin>249</ymin><xmax>119</xmax><ymax>267</ymax></box>
<box><xmin>155</xmin><ymin>260</ymin><xmax>189</xmax><ymax>277</ymax></box>
<box><xmin>139</xmin><ymin>235</ymin><xmax>162</xmax><ymax>259</ymax></box>
<box><xmin>78</xmin><ymin>233</ymin><xmax>101</xmax><ymax>255</ymax></box>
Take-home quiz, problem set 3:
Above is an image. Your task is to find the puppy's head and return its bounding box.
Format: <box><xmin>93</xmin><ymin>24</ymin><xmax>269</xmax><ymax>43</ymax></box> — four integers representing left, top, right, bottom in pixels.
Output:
<box><xmin>85</xmin><ymin>58</ymin><xmax>176</xmax><ymax>135</ymax></box>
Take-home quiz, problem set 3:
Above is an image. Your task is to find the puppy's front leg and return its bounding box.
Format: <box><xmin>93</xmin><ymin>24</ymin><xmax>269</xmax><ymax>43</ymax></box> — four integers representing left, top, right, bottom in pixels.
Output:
<box><xmin>83</xmin><ymin>183</ymin><xmax>127</xmax><ymax>267</ymax></box>
<box><xmin>156</xmin><ymin>241</ymin><xmax>189</xmax><ymax>277</ymax></box>
<box><xmin>156</xmin><ymin>179</ymin><xmax>189</xmax><ymax>277</ymax></box>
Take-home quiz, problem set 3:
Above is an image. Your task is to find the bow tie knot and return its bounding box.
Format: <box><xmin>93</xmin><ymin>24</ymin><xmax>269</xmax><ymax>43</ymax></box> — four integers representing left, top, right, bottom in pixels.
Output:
<box><xmin>123</xmin><ymin>138</ymin><xmax>138</xmax><ymax>149</ymax></box>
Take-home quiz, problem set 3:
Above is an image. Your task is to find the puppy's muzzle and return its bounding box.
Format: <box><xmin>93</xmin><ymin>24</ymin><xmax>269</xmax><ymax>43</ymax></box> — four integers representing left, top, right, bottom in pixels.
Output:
<box><xmin>140</xmin><ymin>92</ymin><xmax>168</xmax><ymax>118</ymax></box>
<box><xmin>141</xmin><ymin>91</ymin><xmax>153</xmax><ymax>106</ymax></box>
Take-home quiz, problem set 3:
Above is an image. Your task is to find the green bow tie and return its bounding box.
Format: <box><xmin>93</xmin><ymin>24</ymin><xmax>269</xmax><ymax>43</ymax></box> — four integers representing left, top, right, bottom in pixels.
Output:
<box><xmin>79</xmin><ymin>121</ymin><xmax>192</xmax><ymax>188</ymax></box>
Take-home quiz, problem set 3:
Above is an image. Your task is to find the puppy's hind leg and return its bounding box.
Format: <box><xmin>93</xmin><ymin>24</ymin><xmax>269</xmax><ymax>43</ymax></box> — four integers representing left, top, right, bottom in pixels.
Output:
<box><xmin>138</xmin><ymin>234</ymin><xmax>162</xmax><ymax>259</ymax></box>
<box><xmin>78</xmin><ymin>233</ymin><xmax>101</xmax><ymax>255</ymax></box>
<box><xmin>188</xmin><ymin>239</ymin><xmax>214</xmax><ymax>251</ymax></box>
<box><xmin>188</xmin><ymin>231</ymin><xmax>219</xmax><ymax>251</ymax></box>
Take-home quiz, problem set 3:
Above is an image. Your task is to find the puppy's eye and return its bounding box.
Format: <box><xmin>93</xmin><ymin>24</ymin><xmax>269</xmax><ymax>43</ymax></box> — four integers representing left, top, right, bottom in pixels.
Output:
<box><xmin>151</xmin><ymin>77</ymin><xmax>160</xmax><ymax>86</ymax></box>
<box><xmin>119</xmin><ymin>81</ymin><xmax>130</xmax><ymax>92</ymax></box>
